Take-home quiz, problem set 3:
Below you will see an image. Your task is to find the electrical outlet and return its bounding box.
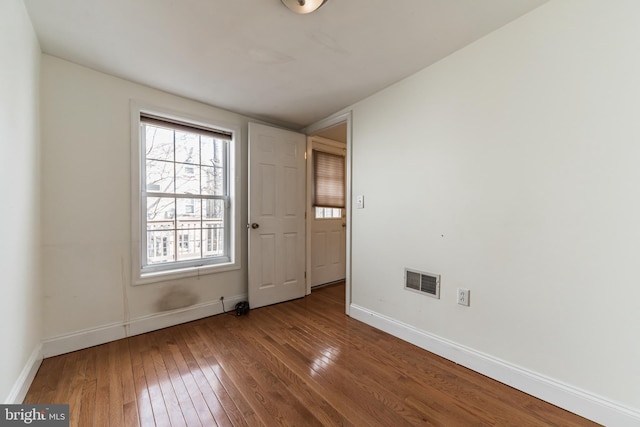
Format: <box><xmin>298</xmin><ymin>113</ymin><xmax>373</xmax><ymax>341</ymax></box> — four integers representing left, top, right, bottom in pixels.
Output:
<box><xmin>457</xmin><ymin>288</ymin><xmax>470</xmax><ymax>306</ymax></box>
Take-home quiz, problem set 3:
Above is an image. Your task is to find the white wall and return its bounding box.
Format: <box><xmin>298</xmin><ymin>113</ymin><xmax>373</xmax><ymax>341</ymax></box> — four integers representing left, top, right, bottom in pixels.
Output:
<box><xmin>40</xmin><ymin>55</ymin><xmax>251</xmax><ymax>347</ymax></box>
<box><xmin>349</xmin><ymin>0</ymin><xmax>640</xmax><ymax>418</ymax></box>
<box><xmin>0</xmin><ymin>0</ymin><xmax>43</xmax><ymax>402</ymax></box>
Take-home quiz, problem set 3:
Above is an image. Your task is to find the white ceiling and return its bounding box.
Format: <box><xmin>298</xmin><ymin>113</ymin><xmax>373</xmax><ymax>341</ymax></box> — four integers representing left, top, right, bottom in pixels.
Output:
<box><xmin>24</xmin><ymin>0</ymin><xmax>547</xmax><ymax>130</ymax></box>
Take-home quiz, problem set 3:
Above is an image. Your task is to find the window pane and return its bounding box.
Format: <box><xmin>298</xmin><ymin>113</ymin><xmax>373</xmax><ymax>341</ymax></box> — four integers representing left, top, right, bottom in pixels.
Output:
<box><xmin>146</xmin><ymin>160</ymin><xmax>174</xmax><ymax>193</ymax></box>
<box><xmin>145</xmin><ymin>125</ymin><xmax>173</xmax><ymax>162</ymax></box>
<box><xmin>177</xmin><ymin>198</ymin><xmax>199</xmax><ymax>220</ymax></box>
<box><xmin>203</xmin><ymin>199</ymin><xmax>224</xmax><ymax>259</ymax></box>
<box><xmin>146</xmin><ymin>197</ymin><xmax>175</xmax><ymax>228</ymax></box>
<box><xmin>314</xmin><ymin>206</ymin><xmax>342</xmax><ymax>219</ymax></box>
<box><xmin>204</xmin><ymin>226</ymin><xmax>224</xmax><ymax>257</ymax></box>
<box><xmin>175</xmin><ymin>131</ymin><xmax>199</xmax><ymax>164</ymax></box>
<box><xmin>176</xmin><ymin>225</ymin><xmax>201</xmax><ymax>261</ymax></box>
<box><xmin>176</xmin><ymin>164</ymin><xmax>200</xmax><ymax>195</ymax></box>
<box><xmin>147</xmin><ymin>230</ymin><xmax>175</xmax><ymax>264</ymax></box>
<box><xmin>146</xmin><ymin>197</ymin><xmax>175</xmax><ymax>264</ymax></box>
<box><xmin>201</xmin><ymin>165</ymin><xmax>224</xmax><ymax>195</ymax></box>
<box><xmin>201</xmin><ymin>137</ymin><xmax>225</xmax><ymax>167</ymax></box>
<box><xmin>203</xmin><ymin>199</ymin><xmax>225</xmax><ymax>221</ymax></box>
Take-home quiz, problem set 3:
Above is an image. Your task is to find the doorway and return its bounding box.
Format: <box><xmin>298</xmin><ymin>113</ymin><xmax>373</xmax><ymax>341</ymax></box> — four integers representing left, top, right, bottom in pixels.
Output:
<box><xmin>307</xmin><ymin>134</ymin><xmax>347</xmax><ymax>288</ymax></box>
<box><xmin>305</xmin><ymin>118</ymin><xmax>349</xmax><ymax>309</ymax></box>
<box><xmin>248</xmin><ymin>113</ymin><xmax>352</xmax><ymax>315</ymax></box>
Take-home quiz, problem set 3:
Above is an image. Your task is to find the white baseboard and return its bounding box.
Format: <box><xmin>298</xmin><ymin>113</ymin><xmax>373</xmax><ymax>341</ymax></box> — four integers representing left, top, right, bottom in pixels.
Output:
<box><xmin>349</xmin><ymin>303</ymin><xmax>640</xmax><ymax>427</ymax></box>
<box><xmin>42</xmin><ymin>322</ymin><xmax>127</xmax><ymax>358</ymax></box>
<box><xmin>5</xmin><ymin>344</ymin><xmax>43</xmax><ymax>404</ymax></box>
<box><xmin>42</xmin><ymin>294</ymin><xmax>247</xmax><ymax>358</ymax></box>
<box><xmin>126</xmin><ymin>294</ymin><xmax>246</xmax><ymax>337</ymax></box>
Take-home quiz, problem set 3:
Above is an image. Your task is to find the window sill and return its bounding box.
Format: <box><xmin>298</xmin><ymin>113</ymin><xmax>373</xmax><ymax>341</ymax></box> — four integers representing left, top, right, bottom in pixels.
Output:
<box><xmin>132</xmin><ymin>261</ymin><xmax>240</xmax><ymax>286</ymax></box>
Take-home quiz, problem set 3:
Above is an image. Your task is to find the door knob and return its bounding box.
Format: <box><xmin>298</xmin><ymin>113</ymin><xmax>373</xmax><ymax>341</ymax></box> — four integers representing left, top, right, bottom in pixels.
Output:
<box><xmin>251</xmin><ymin>223</ymin><xmax>260</xmax><ymax>229</ymax></box>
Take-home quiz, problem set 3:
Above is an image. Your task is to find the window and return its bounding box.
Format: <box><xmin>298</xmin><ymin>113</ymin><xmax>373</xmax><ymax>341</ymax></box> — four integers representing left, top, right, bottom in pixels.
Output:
<box><xmin>133</xmin><ymin>108</ymin><xmax>239</xmax><ymax>282</ymax></box>
<box><xmin>315</xmin><ymin>207</ymin><xmax>342</xmax><ymax>219</ymax></box>
<box><xmin>313</xmin><ymin>150</ymin><xmax>345</xmax><ymax>208</ymax></box>
<box><xmin>313</xmin><ymin>149</ymin><xmax>345</xmax><ymax>219</ymax></box>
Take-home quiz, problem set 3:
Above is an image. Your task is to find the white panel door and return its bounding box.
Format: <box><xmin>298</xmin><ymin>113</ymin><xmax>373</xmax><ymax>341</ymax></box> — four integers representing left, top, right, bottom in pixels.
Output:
<box><xmin>248</xmin><ymin>123</ymin><xmax>306</xmax><ymax>309</ymax></box>
<box><xmin>310</xmin><ymin>211</ymin><xmax>346</xmax><ymax>286</ymax></box>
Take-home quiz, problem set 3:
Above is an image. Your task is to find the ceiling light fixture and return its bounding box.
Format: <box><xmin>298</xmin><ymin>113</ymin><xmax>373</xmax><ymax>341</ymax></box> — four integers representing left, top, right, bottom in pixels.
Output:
<box><xmin>281</xmin><ymin>0</ymin><xmax>327</xmax><ymax>14</ymax></box>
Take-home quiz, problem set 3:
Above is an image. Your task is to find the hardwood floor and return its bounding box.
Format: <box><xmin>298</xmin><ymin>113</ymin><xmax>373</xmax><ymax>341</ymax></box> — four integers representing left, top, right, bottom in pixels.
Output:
<box><xmin>25</xmin><ymin>283</ymin><xmax>598</xmax><ymax>426</ymax></box>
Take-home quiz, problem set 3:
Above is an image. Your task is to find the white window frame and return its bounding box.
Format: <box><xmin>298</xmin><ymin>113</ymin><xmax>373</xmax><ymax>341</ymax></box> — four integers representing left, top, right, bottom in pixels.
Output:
<box><xmin>131</xmin><ymin>101</ymin><xmax>241</xmax><ymax>285</ymax></box>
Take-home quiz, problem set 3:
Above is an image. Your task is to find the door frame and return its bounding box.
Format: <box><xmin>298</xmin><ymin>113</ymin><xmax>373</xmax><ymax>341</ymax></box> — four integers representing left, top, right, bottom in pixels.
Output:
<box><xmin>303</xmin><ymin>111</ymin><xmax>352</xmax><ymax>316</ymax></box>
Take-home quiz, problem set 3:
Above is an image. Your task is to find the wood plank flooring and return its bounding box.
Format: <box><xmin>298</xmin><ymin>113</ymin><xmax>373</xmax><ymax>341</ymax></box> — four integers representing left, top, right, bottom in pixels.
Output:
<box><xmin>24</xmin><ymin>283</ymin><xmax>599</xmax><ymax>426</ymax></box>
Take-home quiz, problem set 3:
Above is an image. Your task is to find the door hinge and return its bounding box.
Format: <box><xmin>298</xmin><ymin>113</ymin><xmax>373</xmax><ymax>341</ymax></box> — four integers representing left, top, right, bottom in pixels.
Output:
<box><xmin>304</xmin><ymin>151</ymin><xmax>307</xmax><ymax>160</ymax></box>
<box><xmin>305</xmin><ymin>211</ymin><xmax>307</xmax><ymax>219</ymax></box>
<box><xmin>304</xmin><ymin>271</ymin><xmax>307</xmax><ymax>278</ymax></box>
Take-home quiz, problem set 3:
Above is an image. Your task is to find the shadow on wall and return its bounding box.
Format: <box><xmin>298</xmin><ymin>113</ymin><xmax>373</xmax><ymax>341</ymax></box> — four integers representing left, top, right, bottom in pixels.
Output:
<box><xmin>155</xmin><ymin>287</ymin><xmax>199</xmax><ymax>312</ymax></box>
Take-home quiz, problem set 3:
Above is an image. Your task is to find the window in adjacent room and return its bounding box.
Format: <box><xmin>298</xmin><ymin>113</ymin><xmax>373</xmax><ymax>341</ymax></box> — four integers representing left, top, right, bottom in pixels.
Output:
<box><xmin>313</xmin><ymin>149</ymin><xmax>345</xmax><ymax>219</ymax></box>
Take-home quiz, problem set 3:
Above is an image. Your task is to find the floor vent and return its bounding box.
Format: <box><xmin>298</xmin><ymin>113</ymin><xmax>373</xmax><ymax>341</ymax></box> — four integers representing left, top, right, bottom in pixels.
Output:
<box><xmin>405</xmin><ymin>268</ymin><xmax>440</xmax><ymax>299</ymax></box>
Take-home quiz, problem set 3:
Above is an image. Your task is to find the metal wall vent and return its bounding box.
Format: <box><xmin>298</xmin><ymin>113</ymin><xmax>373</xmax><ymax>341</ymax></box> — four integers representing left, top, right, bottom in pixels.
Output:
<box><xmin>405</xmin><ymin>268</ymin><xmax>440</xmax><ymax>299</ymax></box>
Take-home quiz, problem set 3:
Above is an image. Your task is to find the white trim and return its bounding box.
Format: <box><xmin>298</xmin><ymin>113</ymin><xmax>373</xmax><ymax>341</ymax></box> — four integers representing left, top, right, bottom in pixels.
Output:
<box><xmin>126</xmin><ymin>294</ymin><xmax>246</xmax><ymax>336</ymax></box>
<box><xmin>5</xmin><ymin>344</ymin><xmax>43</xmax><ymax>404</ymax></box>
<box><xmin>310</xmin><ymin>135</ymin><xmax>346</xmax><ymax>153</ymax></box>
<box><xmin>42</xmin><ymin>322</ymin><xmax>126</xmax><ymax>358</ymax></box>
<box><xmin>349</xmin><ymin>303</ymin><xmax>640</xmax><ymax>427</ymax></box>
<box><xmin>135</xmin><ymin>261</ymin><xmax>240</xmax><ymax>286</ymax></box>
<box><xmin>303</xmin><ymin>111</ymin><xmax>350</xmax><ymax>136</ymax></box>
<box><xmin>42</xmin><ymin>294</ymin><xmax>247</xmax><ymax>358</ymax></box>
<box><xmin>344</xmin><ymin>113</ymin><xmax>352</xmax><ymax>316</ymax></box>
<box><xmin>305</xmin><ymin>135</ymin><xmax>313</xmax><ymax>295</ymax></box>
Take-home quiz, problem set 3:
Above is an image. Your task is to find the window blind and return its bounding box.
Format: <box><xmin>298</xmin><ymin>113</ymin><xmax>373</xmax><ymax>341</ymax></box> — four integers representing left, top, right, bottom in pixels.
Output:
<box><xmin>313</xmin><ymin>150</ymin><xmax>345</xmax><ymax>208</ymax></box>
<box><xmin>141</xmin><ymin>114</ymin><xmax>232</xmax><ymax>141</ymax></box>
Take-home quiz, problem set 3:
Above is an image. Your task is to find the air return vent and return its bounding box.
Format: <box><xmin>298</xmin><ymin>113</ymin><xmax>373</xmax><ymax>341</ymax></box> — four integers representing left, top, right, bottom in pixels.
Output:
<box><xmin>405</xmin><ymin>268</ymin><xmax>440</xmax><ymax>299</ymax></box>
